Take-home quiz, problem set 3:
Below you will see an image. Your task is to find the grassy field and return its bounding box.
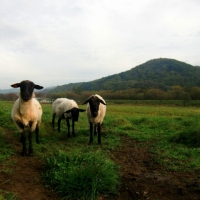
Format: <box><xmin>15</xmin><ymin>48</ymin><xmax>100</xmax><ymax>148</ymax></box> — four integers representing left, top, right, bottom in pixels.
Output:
<box><xmin>0</xmin><ymin>100</ymin><xmax>200</xmax><ymax>199</ymax></box>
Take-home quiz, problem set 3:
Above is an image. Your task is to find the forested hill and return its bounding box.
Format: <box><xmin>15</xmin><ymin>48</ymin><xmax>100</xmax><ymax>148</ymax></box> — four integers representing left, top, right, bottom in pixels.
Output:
<box><xmin>48</xmin><ymin>58</ymin><xmax>200</xmax><ymax>93</ymax></box>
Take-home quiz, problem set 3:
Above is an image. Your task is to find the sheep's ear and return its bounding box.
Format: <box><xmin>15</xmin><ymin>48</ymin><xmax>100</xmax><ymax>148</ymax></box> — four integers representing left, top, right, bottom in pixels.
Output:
<box><xmin>79</xmin><ymin>109</ymin><xmax>86</xmax><ymax>112</ymax></box>
<box><xmin>82</xmin><ymin>99</ymin><xmax>89</xmax><ymax>105</ymax></box>
<box><xmin>82</xmin><ymin>95</ymin><xmax>93</xmax><ymax>104</ymax></box>
<box><xmin>100</xmin><ymin>100</ymin><xmax>106</xmax><ymax>105</ymax></box>
<box><xmin>64</xmin><ymin>110</ymin><xmax>71</xmax><ymax>113</ymax></box>
<box><xmin>11</xmin><ymin>83</ymin><xmax>20</xmax><ymax>88</ymax></box>
<box><xmin>34</xmin><ymin>84</ymin><xmax>43</xmax><ymax>90</ymax></box>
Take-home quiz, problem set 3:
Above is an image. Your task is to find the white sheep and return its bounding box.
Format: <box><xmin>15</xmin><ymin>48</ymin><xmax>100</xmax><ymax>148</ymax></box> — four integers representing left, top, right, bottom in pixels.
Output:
<box><xmin>82</xmin><ymin>94</ymin><xmax>106</xmax><ymax>144</ymax></box>
<box><xmin>52</xmin><ymin>98</ymin><xmax>85</xmax><ymax>137</ymax></box>
<box><xmin>11</xmin><ymin>80</ymin><xmax>43</xmax><ymax>156</ymax></box>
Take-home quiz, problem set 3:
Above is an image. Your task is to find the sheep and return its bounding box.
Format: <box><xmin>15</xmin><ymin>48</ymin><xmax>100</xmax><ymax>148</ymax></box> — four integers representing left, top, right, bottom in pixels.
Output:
<box><xmin>11</xmin><ymin>80</ymin><xmax>43</xmax><ymax>156</ymax></box>
<box><xmin>52</xmin><ymin>98</ymin><xmax>85</xmax><ymax>137</ymax></box>
<box><xmin>82</xmin><ymin>94</ymin><xmax>106</xmax><ymax>145</ymax></box>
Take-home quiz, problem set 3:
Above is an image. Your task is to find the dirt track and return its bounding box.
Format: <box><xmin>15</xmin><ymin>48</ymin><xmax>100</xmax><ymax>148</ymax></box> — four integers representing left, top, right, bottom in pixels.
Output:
<box><xmin>108</xmin><ymin>136</ymin><xmax>200</xmax><ymax>200</ymax></box>
<box><xmin>0</xmin><ymin>129</ymin><xmax>200</xmax><ymax>200</ymax></box>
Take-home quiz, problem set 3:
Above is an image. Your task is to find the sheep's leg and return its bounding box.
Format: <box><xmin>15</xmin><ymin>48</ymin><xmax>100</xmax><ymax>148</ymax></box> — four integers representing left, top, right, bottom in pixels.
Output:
<box><xmin>89</xmin><ymin>122</ymin><xmax>93</xmax><ymax>144</ymax></box>
<box><xmin>20</xmin><ymin>131</ymin><xmax>27</xmax><ymax>156</ymax></box>
<box><xmin>28</xmin><ymin>131</ymin><xmax>33</xmax><ymax>156</ymax></box>
<box><xmin>35</xmin><ymin>125</ymin><xmax>39</xmax><ymax>144</ymax></box>
<box><xmin>97</xmin><ymin>123</ymin><xmax>101</xmax><ymax>145</ymax></box>
<box><xmin>72</xmin><ymin>120</ymin><xmax>75</xmax><ymax>137</ymax></box>
<box><xmin>16</xmin><ymin>122</ymin><xmax>27</xmax><ymax>156</ymax></box>
<box><xmin>58</xmin><ymin>118</ymin><xmax>62</xmax><ymax>132</ymax></box>
<box><xmin>52</xmin><ymin>113</ymin><xmax>56</xmax><ymax>128</ymax></box>
<box><xmin>66</xmin><ymin>118</ymin><xmax>70</xmax><ymax>138</ymax></box>
<box><xmin>94</xmin><ymin>125</ymin><xmax>97</xmax><ymax>135</ymax></box>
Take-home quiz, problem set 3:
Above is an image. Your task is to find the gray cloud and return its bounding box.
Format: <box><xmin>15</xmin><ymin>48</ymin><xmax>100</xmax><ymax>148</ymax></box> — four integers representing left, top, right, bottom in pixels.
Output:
<box><xmin>0</xmin><ymin>0</ymin><xmax>200</xmax><ymax>89</ymax></box>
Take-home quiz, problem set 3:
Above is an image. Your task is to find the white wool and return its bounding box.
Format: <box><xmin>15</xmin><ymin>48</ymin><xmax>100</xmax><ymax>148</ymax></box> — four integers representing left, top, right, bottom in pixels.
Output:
<box><xmin>52</xmin><ymin>98</ymin><xmax>66</xmax><ymax>114</ymax></box>
<box><xmin>94</xmin><ymin>94</ymin><xmax>106</xmax><ymax>104</ymax></box>
<box><xmin>11</xmin><ymin>97</ymin><xmax>42</xmax><ymax>133</ymax></box>
<box><xmin>52</xmin><ymin>98</ymin><xmax>78</xmax><ymax>118</ymax></box>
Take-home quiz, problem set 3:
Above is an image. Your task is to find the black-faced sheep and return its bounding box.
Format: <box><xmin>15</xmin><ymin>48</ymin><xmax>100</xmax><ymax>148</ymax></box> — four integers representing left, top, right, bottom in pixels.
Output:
<box><xmin>82</xmin><ymin>94</ymin><xmax>106</xmax><ymax>144</ymax></box>
<box><xmin>52</xmin><ymin>98</ymin><xmax>85</xmax><ymax>137</ymax></box>
<box><xmin>11</xmin><ymin>80</ymin><xmax>43</xmax><ymax>156</ymax></box>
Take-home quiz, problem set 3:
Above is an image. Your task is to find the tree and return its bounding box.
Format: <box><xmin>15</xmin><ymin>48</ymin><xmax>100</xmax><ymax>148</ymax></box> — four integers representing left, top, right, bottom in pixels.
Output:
<box><xmin>170</xmin><ymin>86</ymin><xmax>190</xmax><ymax>100</ymax></box>
<box><xmin>72</xmin><ymin>86</ymin><xmax>83</xmax><ymax>94</ymax></box>
<box><xmin>190</xmin><ymin>87</ymin><xmax>200</xmax><ymax>100</ymax></box>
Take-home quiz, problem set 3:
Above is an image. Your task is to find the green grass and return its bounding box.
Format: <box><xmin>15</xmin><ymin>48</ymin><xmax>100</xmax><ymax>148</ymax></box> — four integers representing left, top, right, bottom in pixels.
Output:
<box><xmin>0</xmin><ymin>190</ymin><xmax>18</xmax><ymax>200</ymax></box>
<box><xmin>1</xmin><ymin>100</ymin><xmax>200</xmax><ymax>198</ymax></box>
<box><xmin>44</xmin><ymin>150</ymin><xmax>119</xmax><ymax>200</ymax></box>
<box><xmin>106</xmin><ymin>104</ymin><xmax>200</xmax><ymax>171</ymax></box>
<box><xmin>0</xmin><ymin>128</ymin><xmax>14</xmax><ymax>163</ymax></box>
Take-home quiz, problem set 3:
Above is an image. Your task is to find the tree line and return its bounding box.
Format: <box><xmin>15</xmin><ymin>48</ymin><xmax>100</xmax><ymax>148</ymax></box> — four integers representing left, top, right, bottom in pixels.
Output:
<box><xmin>1</xmin><ymin>85</ymin><xmax>200</xmax><ymax>102</ymax></box>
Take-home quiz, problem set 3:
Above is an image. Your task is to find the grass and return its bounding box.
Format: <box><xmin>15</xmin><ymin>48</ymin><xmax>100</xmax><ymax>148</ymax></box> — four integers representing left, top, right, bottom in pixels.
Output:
<box><xmin>106</xmin><ymin>104</ymin><xmax>200</xmax><ymax>171</ymax></box>
<box><xmin>1</xmin><ymin>100</ymin><xmax>200</xmax><ymax>198</ymax></box>
<box><xmin>0</xmin><ymin>190</ymin><xmax>18</xmax><ymax>200</ymax></box>
<box><xmin>44</xmin><ymin>150</ymin><xmax>119</xmax><ymax>200</ymax></box>
<box><xmin>0</xmin><ymin>128</ymin><xmax>14</xmax><ymax>163</ymax></box>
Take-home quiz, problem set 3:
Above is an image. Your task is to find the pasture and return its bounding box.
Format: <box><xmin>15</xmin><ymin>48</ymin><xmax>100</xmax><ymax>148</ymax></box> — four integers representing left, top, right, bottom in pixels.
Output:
<box><xmin>0</xmin><ymin>100</ymin><xmax>200</xmax><ymax>200</ymax></box>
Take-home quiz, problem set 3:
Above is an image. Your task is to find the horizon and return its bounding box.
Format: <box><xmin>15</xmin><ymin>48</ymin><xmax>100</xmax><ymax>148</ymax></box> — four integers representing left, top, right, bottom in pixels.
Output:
<box><xmin>1</xmin><ymin>57</ymin><xmax>199</xmax><ymax>91</ymax></box>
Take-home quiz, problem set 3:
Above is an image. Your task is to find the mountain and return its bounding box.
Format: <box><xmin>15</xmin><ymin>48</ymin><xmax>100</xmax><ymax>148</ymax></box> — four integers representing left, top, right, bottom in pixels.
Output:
<box><xmin>0</xmin><ymin>88</ymin><xmax>19</xmax><ymax>94</ymax></box>
<box><xmin>48</xmin><ymin>58</ymin><xmax>200</xmax><ymax>93</ymax></box>
<box><xmin>39</xmin><ymin>86</ymin><xmax>56</xmax><ymax>93</ymax></box>
<box><xmin>0</xmin><ymin>86</ymin><xmax>55</xmax><ymax>94</ymax></box>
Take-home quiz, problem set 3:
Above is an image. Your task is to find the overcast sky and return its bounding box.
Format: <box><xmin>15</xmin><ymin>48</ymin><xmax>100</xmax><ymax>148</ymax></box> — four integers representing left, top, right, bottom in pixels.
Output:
<box><xmin>0</xmin><ymin>0</ymin><xmax>200</xmax><ymax>90</ymax></box>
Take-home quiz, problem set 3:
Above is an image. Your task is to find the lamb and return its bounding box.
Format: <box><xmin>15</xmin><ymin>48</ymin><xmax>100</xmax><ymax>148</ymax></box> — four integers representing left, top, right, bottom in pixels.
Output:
<box><xmin>11</xmin><ymin>80</ymin><xmax>43</xmax><ymax>156</ymax></box>
<box><xmin>52</xmin><ymin>98</ymin><xmax>85</xmax><ymax>137</ymax></box>
<box><xmin>82</xmin><ymin>94</ymin><xmax>106</xmax><ymax>145</ymax></box>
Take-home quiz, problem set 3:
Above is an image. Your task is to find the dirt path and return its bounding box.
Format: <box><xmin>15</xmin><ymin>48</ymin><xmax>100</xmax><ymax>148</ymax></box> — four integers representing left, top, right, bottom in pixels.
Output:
<box><xmin>1</xmin><ymin>129</ymin><xmax>200</xmax><ymax>200</ymax></box>
<box><xmin>108</xmin><ymin>135</ymin><xmax>200</xmax><ymax>200</ymax></box>
<box><xmin>0</xmin><ymin>128</ymin><xmax>62</xmax><ymax>200</ymax></box>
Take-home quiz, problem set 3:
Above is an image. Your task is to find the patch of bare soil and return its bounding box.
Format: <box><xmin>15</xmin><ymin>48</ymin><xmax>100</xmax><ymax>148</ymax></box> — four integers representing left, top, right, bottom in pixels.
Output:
<box><xmin>1</xmin><ymin>128</ymin><xmax>200</xmax><ymax>200</ymax></box>
<box><xmin>0</xmin><ymin>128</ymin><xmax>61</xmax><ymax>200</ymax></box>
<box><xmin>105</xmin><ymin>135</ymin><xmax>200</xmax><ymax>200</ymax></box>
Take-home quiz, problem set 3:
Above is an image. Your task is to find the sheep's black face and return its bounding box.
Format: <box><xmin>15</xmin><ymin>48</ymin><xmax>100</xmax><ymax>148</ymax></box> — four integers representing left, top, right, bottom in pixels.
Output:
<box><xmin>71</xmin><ymin>108</ymin><xmax>79</xmax><ymax>122</ymax></box>
<box><xmin>20</xmin><ymin>81</ymin><xmax>35</xmax><ymax>101</ymax></box>
<box><xmin>89</xmin><ymin>96</ymin><xmax>100</xmax><ymax>118</ymax></box>
<box><xmin>11</xmin><ymin>80</ymin><xmax>43</xmax><ymax>101</ymax></box>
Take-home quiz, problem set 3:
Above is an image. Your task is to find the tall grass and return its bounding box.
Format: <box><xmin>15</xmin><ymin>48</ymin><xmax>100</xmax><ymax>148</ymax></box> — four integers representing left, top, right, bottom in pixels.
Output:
<box><xmin>44</xmin><ymin>150</ymin><xmax>119</xmax><ymax>200</ymax></box>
